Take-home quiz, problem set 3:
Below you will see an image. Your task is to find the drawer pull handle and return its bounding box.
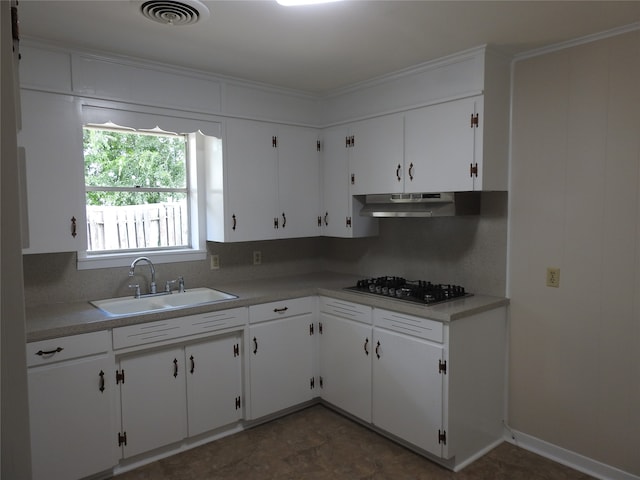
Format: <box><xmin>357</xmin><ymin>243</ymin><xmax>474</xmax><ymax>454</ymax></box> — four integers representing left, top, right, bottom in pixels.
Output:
<box><xmin>273</xmin><ymin>307</ymin><xmax>289</xmax><ymax>313</ymax></box>
<box><xmin>190</xmin><ymin>355</ymin><xmax>195</xmax><ymax>374</ymax></box>
<box><xmin>173</xmin><ymin>358</ymin><xmax>179</xmax><ymax>378</ymax></box>
<box><xmin>99</xmin><ymin>370</ymin><xmax>105</xmax><ymax>393</ymax></box>
<box><xmin>375</xmin><ymin>341</ymin><xmax>381</xmax><ymax>359</ymax></box>
<box><xmin>364</xmin><ymin>338</ymin><xmax>369</xmax><ymax>356</ymax></box>
<box><xmin>36</xmin><ymin>347</ymin><xmax>63</xmax><ymax>356</ymax></box>
<box><xmin>253</xmin><ymin>337</ymin><xmax>258</xmax><ymax>355</ymax></box>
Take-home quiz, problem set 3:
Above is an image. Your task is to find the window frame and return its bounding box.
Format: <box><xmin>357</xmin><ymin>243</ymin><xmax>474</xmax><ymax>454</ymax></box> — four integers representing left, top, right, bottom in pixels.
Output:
<box><xmin>77</xmin><ymin>104</ymin><xmax>221</xmax><ymax>270</ymax></box>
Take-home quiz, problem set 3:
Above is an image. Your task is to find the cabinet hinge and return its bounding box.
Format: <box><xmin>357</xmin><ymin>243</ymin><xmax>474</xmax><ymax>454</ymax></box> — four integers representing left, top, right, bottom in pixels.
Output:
<box><xmin>350</xmin><ymin>135</ymin><xmax>355</xmax><ymax>147</ymax></box>
<box><xmin>233</xmin><ymin>343</ymin><xmax>240</xmax><ymax>357</ymax></box>
<box><xmin>317</xmin><ymin>215</ymin><xmax>322</xmax><ymax>227</ymax></box>
<box><xmin>470</xmin><ymin>113</ymin><xmax>479</xmax><ymax>128</ymax></box>
<box><xmin>274</xmin><ymin>217</ymin><xmax>279</xmax><ymax>229</ymax></box>
<box><xmin>319</xmin><ymin>322</ymin><xmax>323</xmax><ymax>334</ymax></box>
<box><xmin>272</xmin><ymin>136</ymin><xmax>278</xmax><ymax>148</ymax></box>
<box><xmin>438</xmin><ymin>429</ymin><xmax>447</xmax><ymax>445</ymax></box>
<box><xmin>438</xmin><ymin>359</ymin><xmax>447</xmax><ymax>374</ymax></box>
<box><xmin>346</xmin><ymin>217</ymin><xmax>352</xmax><ymax>228</ymax></box>
<box><xmin>235</xmin><ymin>396</ymin><xmax>242</xmax><ymax>410</ymax></box>
<box><xmin>116</xmin><ymin>369</ymin><xmax>125</xmax><ymax>384</ymax></box>
<box><xmin>118</xmin><ymin>431</ymin><xmax>127</xmax><ymax>447</ymax></box>
<box><xmin>309</xmin><ymin>323</ymin><xmax>314</xmax><ymax>335</ymax></box>
<box><xmin>310</xmin><ymin>377</ymin><xmax>315</xmax><ymax>389</ymax></box>
<box><xmin>470</xmin><ymin>163</ymin><xmax>478</xmax><ymax>178</ymax></box>
<box><xmin>317</xmin><ymin>140</ymin><xmax>321</xmax><ymax>152</ymax></box>
<box><xmin>319</xmin><ymin>376</ymin><xmax>324</xmax><ymax>388</ymax></box>
<box><xmin>351</xmin><ymin>173</ymin><xmax>355</xmax><ymax>185</ymax></box>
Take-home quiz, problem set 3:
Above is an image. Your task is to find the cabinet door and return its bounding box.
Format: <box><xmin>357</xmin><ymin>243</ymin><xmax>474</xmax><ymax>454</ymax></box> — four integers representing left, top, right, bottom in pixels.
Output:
<box><xmin>225</xmin><ymin>118</ymin><xmax>278</xmax><ymax>241</ymax></box>
<box><xmin>349</xmin><ymin>114</ymin><xmax>404</xmax><ymax>195</ymax></box>
<box><xmin>321</xmin><ymin>126</ymin><xmax>350</xmax><ymax>237</ymax></box>
<box><xmin>319</xmin><ymin>313</ymin><xmax>372</xmax><ymax>422</ymax></box>
<box><xmin>185</xmin><ymin>334</ymin><xmax>243</xmax><ymax>437</ymax></box>
<box><xmin>18</xmin><ymin>89</ymin><xmax>86</xmax><ymax>253</ymax></box>
<box><xmin>28</xmin><ymin>355</ymin><xmax>115</xmax><ymax>480</ymax></box>
<box><xmin>119</xmin><ymin>347</ymin><xmax>187</xmax><ymax>458</ymax></box>
<box><xmin>372</xmin><ymin>328</ymin><xmax>445</xmax><ymax>457</ymax></box>
<box><xmin>405</xmin><ymin>96</ymin><xmax>480</xmax><ymax>193</ymax></box>
<box><xmin>277</xmin><ymin>125</ymin><xmax>321</xmax><ymax>238</ymax></box>
<box><xmin>249</xmin><ymin>315</ymin><xmax>315</xmax><ymax>419</ymax></box>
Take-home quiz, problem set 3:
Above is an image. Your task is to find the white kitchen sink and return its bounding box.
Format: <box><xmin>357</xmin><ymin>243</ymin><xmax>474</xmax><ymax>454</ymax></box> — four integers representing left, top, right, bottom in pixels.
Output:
<box><xmin>90</xmin><ymin>287</ymin><xmax>237</xmax><ymax>316</ymax></box>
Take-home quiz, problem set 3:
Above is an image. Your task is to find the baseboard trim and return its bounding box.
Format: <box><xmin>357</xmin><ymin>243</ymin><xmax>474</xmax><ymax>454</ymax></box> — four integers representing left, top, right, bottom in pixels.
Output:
<box><xmin>506</xmin><ymin>429</ymin><xmax>639</xmax><ymax>480</ymax></box>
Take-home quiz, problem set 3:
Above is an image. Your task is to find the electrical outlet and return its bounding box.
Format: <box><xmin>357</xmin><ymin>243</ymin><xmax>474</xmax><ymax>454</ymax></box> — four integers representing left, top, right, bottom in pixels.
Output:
<box><xmin>546</xmin><ymin>267</ymin><xmax>560</xmax><ymax>288</ymax></box>
<box><xmin>253</xmin><ymin>251</ymin><xmax>262</xmax><ymax>265</ymax></box>
<box><xmin>210</xmin><ymin>254</ymin><xmax>220</xmax><ymax>270</ymax></box>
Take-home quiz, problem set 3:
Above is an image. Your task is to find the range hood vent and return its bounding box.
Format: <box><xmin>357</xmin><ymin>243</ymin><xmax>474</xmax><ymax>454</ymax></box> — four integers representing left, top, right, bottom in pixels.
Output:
<box><xmin>360</xmin><ymin>192</ymin><xmax>481</xmax><ymax>218</ymax></box>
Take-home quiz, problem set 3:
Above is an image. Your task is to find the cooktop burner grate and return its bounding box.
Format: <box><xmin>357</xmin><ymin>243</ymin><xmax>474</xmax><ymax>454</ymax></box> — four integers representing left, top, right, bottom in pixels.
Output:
<box><xmin>345</xmin><ymin>276</ymin><xmax>471</xmax><ymax>305</ymax></box>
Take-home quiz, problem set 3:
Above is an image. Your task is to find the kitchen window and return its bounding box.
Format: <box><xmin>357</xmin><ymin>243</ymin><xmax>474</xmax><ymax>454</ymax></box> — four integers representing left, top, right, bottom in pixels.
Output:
<box><xmin>84</xmin><ymin>126</ymin><xmax>189</xmax><ymax>252</ymax></box>
<box><xmin>77</xmin><ymin>105</ymin><xmax>221</xmax><ymax>269</ymax></box>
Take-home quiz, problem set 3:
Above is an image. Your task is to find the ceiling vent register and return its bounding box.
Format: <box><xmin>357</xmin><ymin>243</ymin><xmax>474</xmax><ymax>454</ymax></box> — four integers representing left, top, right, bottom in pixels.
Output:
<box><xmin>140</xmin><ymin>0</ymin><xmax>210</xmax><ymax>26</ymax></box>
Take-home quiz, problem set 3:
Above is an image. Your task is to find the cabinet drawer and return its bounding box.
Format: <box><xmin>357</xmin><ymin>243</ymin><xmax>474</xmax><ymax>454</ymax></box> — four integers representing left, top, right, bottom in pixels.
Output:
<box><xmin>187</xmin><ymin>307</ymin><xmax>248</xmax><ymax>334</ymax></box>
<box><xmin>249</xmin><ymin>297</ymin><xmax>314</xmax><ymax>324</ymax></box>
<box><xmin>319</xmin><ymin>296</ymin><xmax>372</xmax><ymax>324</ymax></box>
<box><xmin>373</xmin><ymin>308</ymin><xmax>443</xmax><ymax>343</ymax></box>
<box><xmin>27</xmin><ymin>331</ymin><xmax>110</xmax><ymax>367</ymax></box>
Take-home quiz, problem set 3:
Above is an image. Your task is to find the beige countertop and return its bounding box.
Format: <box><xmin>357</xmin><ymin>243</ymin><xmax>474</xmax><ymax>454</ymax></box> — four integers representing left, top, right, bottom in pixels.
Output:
<box><xmin>26</xmin><ymin>271</ymin><xmax>509</xmax><ymax>342</ymax></box>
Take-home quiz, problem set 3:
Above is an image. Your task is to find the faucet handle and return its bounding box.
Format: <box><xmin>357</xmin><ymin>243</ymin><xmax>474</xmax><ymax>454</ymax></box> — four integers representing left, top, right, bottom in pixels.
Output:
<box><xmin>165</xmin><ymin>279</ymin><xmax>177</xmax><ymax>293</ymax></box>
<box><xmin>128</xmin><ymin>283</ymin><xmax>141</xmax><ymax>298</ymax></box>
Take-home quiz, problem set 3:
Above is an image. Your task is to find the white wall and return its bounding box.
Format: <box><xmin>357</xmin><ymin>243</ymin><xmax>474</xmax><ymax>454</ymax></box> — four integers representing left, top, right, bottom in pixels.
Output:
<box><xmin>1</xmin><ymin>2</ymin><xmax>32</xmax><ymax>478</ymax></box>
<box><xmin>508</xmin><ymin>30</ymin><xmax>640</xmax><ymax>476</ymax></box>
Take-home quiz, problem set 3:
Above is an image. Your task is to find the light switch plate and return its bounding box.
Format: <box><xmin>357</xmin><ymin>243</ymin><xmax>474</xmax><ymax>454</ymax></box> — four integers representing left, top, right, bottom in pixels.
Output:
<box><xmin>546</xmin><ymin>267</ymin><xmax>560</xmax><ymax>288</ymax></box>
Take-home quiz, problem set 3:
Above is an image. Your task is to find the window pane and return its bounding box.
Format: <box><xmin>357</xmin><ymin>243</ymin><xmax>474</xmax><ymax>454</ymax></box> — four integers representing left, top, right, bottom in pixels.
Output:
<box><xmin>86</xmin><ymin>194</ymin><xmax>188</xmax><ymax>252</ymax></box>
<box><xmin>84</xmin><ymin>128</ymin><xmax>186</xmax><ymax>190</ymax></box>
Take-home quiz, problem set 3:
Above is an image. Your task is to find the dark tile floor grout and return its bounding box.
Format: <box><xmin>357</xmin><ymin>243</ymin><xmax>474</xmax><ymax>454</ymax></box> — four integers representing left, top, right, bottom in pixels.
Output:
<box><xmin>113</xmin><ymin>404</ymin><xmax>595</xmax><ymax>479</ymax></box>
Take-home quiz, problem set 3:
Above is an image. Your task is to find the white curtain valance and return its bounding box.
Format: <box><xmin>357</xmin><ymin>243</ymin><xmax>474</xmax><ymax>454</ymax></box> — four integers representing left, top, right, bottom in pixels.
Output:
<box><xmin>82</xmin><ymin>106</ymin><xmax>221</xmax><ymax>138</ymax></box>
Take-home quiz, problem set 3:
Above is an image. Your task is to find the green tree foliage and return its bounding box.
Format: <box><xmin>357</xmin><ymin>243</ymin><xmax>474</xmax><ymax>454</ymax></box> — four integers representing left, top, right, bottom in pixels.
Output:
<box><xmin>84</xmin><ymin>128</ymin><xmax>186</xmax><ymax>206</ymax></box>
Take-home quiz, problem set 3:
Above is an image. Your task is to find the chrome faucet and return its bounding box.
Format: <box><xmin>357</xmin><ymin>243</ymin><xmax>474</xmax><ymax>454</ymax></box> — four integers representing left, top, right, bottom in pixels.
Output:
<box><xmin>129</xmin><ymin>257</ymin><xmax>157</xmax><ymax>295</ymax></box>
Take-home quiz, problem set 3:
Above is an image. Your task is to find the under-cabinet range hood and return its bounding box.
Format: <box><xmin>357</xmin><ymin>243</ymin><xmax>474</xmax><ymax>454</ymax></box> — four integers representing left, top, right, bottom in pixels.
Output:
<box><xmin>359</xmin><ymin>192</ymin><xmax>480</xmax><ymax>218</ymax></box>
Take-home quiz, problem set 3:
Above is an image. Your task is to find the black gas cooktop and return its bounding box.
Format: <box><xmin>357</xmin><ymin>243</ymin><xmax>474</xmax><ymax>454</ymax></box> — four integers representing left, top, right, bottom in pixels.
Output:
<box><xmin>346</xmin><ymin>276</ymin><xmax>471</xmax><ymax>305</ymax></box>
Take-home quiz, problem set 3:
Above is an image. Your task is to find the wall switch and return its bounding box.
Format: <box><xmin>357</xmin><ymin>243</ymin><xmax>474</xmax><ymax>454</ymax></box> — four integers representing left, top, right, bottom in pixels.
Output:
<box><xmin>546</xmin><ymin>267</ymin><xmax>560</xmax><ymax>288</ymax></box>
<box><xmin>253</xmin><ymin>251</ymin><xmax>262</xmax><ymax>265</ymax></box>
<box><xmin>210</xmin><ymin>254</ymin><xmax>220</xmax><ymax>270</ymax></box>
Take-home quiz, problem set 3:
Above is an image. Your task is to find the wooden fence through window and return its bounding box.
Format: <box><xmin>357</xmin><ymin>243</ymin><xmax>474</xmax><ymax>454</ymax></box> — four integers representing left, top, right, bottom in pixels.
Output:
<box><xmin>87</xmin><ymin>203</ymin><xmax>188</xmax><ymax>251</ymax></box>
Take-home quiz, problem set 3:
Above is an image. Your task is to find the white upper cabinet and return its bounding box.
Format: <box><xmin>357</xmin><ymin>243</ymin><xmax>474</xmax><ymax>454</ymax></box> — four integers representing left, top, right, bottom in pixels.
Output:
<box><xmin>18</xmin><ymin>89</ymin><xmax>87</xmax><ymax>253</ymax></box>
<box><xmin>405</xmin><ymin>96</ymin><xmax>482</xmax><ymax>193</ymax></box>
<box><xmin>208</xmin><ymin>118</ymin><xmax>321</xmax><ymax>242</ymax></box>
<box><xmin>348</xmin><ymin>114</ymin><xmax>404</xmax><ymax>195</ymax></box>
<box><xmin>320</xmin><ymin>125</ymin><xmax>378</xmax><ymax>238</ymax></box>
<box><xmin>222</xmin><ymin>118</ymin><xmax>279</xmax><ymax>242</ymax></box>
<box><xmin>276</xmin><ymin>125</ymin><xmax>322</xmax><ymax>238</ymax></box>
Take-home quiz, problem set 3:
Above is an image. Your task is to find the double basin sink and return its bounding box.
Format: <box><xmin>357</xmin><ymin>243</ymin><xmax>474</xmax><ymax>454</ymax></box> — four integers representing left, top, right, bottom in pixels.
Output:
<box><xmin>90</xmin><ymin>287</ymin><xmax>237</xmax><ymax>316</ymax></box>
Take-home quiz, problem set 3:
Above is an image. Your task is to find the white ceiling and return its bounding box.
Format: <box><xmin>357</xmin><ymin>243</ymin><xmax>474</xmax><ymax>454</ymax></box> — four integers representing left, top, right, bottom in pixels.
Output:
<box><xmin>17</xmin><ymin>0</ymin><xmax>640</xmax><ymax>94</ymax></box>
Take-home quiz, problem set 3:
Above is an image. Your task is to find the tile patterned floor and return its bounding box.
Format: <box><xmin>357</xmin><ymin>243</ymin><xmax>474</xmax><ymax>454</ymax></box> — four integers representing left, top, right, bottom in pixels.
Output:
<box><xmin>114</xmin><ymin>405</ymin><xmax>594</xmax><ymax>480</ymax></box>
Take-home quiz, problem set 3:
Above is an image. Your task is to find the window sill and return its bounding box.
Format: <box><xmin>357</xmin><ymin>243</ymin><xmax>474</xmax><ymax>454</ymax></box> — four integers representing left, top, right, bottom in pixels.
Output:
<box><xmin>77</xmin><ymin>249</ymin><xmax>207</xmax><ymax>270</ymax></box>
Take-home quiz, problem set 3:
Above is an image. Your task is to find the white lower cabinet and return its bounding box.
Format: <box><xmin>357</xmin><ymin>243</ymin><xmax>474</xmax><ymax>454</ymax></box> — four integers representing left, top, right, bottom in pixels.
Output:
<box><xmin>186</xmin><ymin>333</ymin><xmax>243</xmax><ymax>437</ymax></box>
<box><xmin>113</xmin><ymin>308</ymin><xmax>247</xmax><ymax>460</ymax></box>
<box><xmin>318</xmin><ymin>297</ymin><xmax>372</xmax><ymax>422</ymax></box>
<box><xmin>27</xmin><ymin>331</ymin><xmax>116</xmax><ymax>480</ymax></box>
<box><xmin>319</xmin><ymin>299</ymin><xmax>506</xmax><ymax>471</ymax></box>
<box><xmin>248</xmin><ymin>298</ymin><xmax>316</xmax><ymax>419</ymax></box>
<box><xmin>372</xmin><ymin>327</ymin><xmax>444</xmax><ymax>456</ymax></box>
<box><xmin>117</xmin><ymin>346</ymin><xmax>187</xmax><ymax>458</ymax></box>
